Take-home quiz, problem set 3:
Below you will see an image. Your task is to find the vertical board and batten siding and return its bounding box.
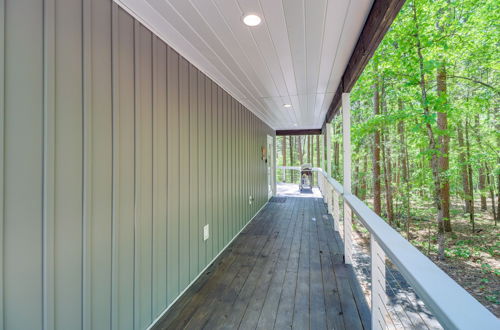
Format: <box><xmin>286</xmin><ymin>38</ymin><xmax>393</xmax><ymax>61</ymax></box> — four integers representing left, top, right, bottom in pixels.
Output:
<box><xmin>4</xmin><ymin>0</ymin><xmax>43</xmax><ymax>329</ymax></box>
<box><xmin>0</xmin><ymin>1</ymin><xmax>273</xmax><ymax>329</ymax></box>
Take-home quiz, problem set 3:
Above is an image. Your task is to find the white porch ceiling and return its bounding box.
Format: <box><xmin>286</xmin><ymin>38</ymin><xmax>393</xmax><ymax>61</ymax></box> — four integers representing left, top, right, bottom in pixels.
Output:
<box><xmin>115</xmin><ymin>0</ymin><xmax>374</xmax><ymax>130</ymax></box>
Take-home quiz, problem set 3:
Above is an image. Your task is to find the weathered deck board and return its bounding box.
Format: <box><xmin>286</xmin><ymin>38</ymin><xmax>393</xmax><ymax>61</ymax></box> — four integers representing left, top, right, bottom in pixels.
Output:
<box><xmin>153</xmin><ymin>196</ymin><xmax>369</xmax><ymax>330</ymax></box>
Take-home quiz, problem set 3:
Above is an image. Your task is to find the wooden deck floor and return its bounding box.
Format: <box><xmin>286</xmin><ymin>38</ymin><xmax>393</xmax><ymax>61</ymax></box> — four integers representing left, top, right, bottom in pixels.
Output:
<box><xmin>153</xmin><ymin>196</ymin><xmax>370</xmax><ymax>330</ymax></box>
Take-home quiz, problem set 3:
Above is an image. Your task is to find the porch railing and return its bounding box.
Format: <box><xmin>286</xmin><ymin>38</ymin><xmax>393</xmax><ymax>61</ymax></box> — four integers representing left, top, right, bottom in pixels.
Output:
<box><xmin>279</xmin><ymin>166</ymin><xmax>499</xmax><ymax>330</ymax></box>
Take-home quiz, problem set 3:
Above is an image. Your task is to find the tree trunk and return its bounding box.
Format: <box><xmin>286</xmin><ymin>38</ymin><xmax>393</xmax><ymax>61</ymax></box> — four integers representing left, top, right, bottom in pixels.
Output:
<box><xmin>465</xmin><ymin>118</ymin><xmax>475</xmax><ymax>232</ymax></box>
<box><xmin>398</xmin><ymin>115</ymin><xmax>411</xmax><ymax>239</ymax></box>
<box><xmin>497</xmin><ymin>171</ymin><xmax>500</xmax><ymax>223</ymax></box>
<box><xmin>361</xmin><ymin>153</ymin><xmax>368</xmax><ymax>201</ymax></box>
<box><xmin>381</xmin><ymin>130</ymin><xmax>395</xmax><ymax>225</ymax></box>
<box><xmin>485</xmin><ymin>163</ymin><xmax>497</xmax><ymax>225</ymax></box>
<box><xmin>497</xmin><ymin>122</ymin><xmax>500</xmax><ymax>223</ymax></box>
<box><xmin>387</xmin><ymin>143</ymin><xmax>394</xmax><ymax>224</ymax></box>
<box><xmin>307</xmin><ymin>135</ymin><xmax>311</xmax><ymax>164</ymax></box>
<box><xmin>457</xmin><ymin>123</ymin><xmax>471</xmax><ymax>213</ymax></box>
<box><xmin>437</xmin><ymin>64</ymin><xmax>452</xmax><ymax>232</ymax></box>
<box><xmin>290</xmin><ymin>136</ymin><xmax>294</xmax><ymax>182</ymax></box>
<box><xmin>316</xmin><ymin>135</ymin><xmax>320</xmax><ymax>167</ymax></box>
<box><xmin>380</xmin><ymin>80</ymin><xmax>394</xmax><ymax>225</ymax></box>
<box><xmin>333</xmin><ymin>122</ymin><xmax>340</xmax><ymax>176</ymax></box>
<box><xmin>282</xmin><ymin>136</ymin><xmax>287</xmax><ymax>182</ymax></box>
<box><xmin>298</xmin><ymin>136</ymin><xmax>303</xmax><ymax>165</ymax></box>
<box><xmin>412</xmin><ymin>0</ymin><xmax>445</xmax><ymax>259</ymax></box>
<box><xmin>372</xmin><ymin>61</ymin><xmax>382</xmax><ymax>216</ymax></box>
<box><xmin>479</xmin><ymin>166</ymin><xmax>487</xmax><ymax>211</ymax></box>
<box><xmin>316</xmin><ymin>135</ymin><xmax>320</xmax><ymax>186</ymax></box>
<box><xmin>474</xmin><ymin>115</ymin><xmax>487</xmax><ymax>211</ymax></box>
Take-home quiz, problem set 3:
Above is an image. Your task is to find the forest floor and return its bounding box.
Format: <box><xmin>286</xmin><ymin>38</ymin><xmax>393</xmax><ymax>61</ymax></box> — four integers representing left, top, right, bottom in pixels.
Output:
<box><xmin>410</xmin><ymin>199</ymin><xmax>499</xmax><ymax>317</ymax></box>
<box><xmin>359</xmin><ymin>197</ymin><xmax>499</xmax><ymax>317</ymax></box>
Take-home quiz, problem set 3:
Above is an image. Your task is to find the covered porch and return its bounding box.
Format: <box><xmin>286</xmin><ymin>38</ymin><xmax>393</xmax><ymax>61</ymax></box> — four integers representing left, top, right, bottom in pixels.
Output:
<box><xmin>154</xmin><ymin>193</ymin><xmax>369</xmax><ymax>330</ymax></box>
<box><xmin>1</xmin><ymin>0</ymin><xmax>498</xmax><ymax>329</ymax></box>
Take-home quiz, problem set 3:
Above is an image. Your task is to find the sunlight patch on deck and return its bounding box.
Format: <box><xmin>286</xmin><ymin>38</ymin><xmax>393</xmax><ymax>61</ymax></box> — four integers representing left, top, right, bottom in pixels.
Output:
<box><xmin>276</xmin><ymin>182</ymin><xmax>322</xmax><ymax>198</ymax></box>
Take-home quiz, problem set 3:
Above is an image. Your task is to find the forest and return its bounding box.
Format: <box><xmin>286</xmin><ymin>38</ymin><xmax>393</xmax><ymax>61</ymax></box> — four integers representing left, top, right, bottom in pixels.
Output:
<box><xmin>276</xmin><ymin>0</ymin><xmax>499</xmax><ymax>315</ymax></box>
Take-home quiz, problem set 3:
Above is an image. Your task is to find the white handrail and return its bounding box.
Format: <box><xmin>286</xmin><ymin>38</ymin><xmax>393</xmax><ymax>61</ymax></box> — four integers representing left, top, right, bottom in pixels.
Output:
<box><xmin>314</xmin><ymin>169</ymin><xmax>499</xmax><ymax>329</ymax></box>
<box><xmin>278</xmin><ymin>166</ymin><xmax>344</xmax><ymax>193</ymax></box>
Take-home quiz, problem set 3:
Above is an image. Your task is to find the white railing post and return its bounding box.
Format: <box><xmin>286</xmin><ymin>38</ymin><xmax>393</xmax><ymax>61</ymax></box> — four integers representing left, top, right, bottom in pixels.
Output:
<box><xmin>342</xmin><ymin>93</ymin><xmax>352</xmax><ymax>264</ymax></box>
<box><xmin>371</xmin><ymin>235</ymin><xmax>388</xmax><ymax>330</ymax></box>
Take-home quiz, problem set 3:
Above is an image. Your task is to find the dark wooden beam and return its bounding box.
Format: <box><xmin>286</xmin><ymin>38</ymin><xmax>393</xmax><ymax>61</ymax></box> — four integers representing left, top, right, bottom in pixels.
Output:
<box><xmin>325</xmin><ymin>88</ymin><xmax>342</xmax><ymax>123</ymax></box>
<box><xmin>276</xmin><ymin>129</ymin><xmax>322</xmax><ymax>136</ymax></box>
<box><xmin>324</xmin><ymin>0</ymin><xmax>406</xmax><ymax>124</ymax></box>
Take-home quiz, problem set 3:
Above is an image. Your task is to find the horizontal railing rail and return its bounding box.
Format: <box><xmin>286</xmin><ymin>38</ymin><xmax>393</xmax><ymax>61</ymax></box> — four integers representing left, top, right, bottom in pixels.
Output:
<box><xmin>303</xmin><ymin>167</ymin><xmax>498</xmax><ymax>329</ymax></box>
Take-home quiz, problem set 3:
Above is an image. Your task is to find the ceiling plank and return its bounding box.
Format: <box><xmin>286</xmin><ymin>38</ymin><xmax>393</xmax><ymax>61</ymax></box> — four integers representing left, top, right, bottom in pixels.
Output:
<box><xmin>324</xmin><ymin>0</ymin><xmax>406</xmax><ymax>124</ymax></box>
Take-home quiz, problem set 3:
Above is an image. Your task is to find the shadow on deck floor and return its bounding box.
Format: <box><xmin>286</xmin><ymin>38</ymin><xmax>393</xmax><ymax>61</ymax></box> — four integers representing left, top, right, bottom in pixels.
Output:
<box><xmin>153</xmin><ymin>196</ymin><xmax>370</xmax><ymax>330</ymax></box>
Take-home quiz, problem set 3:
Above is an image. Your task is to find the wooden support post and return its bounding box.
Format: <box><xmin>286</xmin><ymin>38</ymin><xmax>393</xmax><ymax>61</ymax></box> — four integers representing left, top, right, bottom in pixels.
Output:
<box><xmin>371</xmin><ymin>235</ymin><xmax>388</xmax><ymax>330</ymax></box>
<box><xmin>342</xmin><ymin>93</ymin><xmax>352</xmax><ymax>264</ymax></box>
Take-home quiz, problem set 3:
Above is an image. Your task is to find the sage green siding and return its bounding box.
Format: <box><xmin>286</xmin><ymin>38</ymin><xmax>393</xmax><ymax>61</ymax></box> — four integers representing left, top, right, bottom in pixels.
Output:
<box><xmin>0</xmin><ymin>1</ymin><xmax>273</xmax><ymax>329</ymax></box>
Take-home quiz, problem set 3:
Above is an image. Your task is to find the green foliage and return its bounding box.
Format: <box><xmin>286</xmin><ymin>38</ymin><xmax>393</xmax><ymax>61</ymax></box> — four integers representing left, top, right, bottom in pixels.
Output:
<box><xmin>449</xmin><ymin>246</ymin><xmax>472</xmax><ymax>259</ymax></box>
<box><xmin>485</xmin><ymin>295</ymin><xmax>499</xmax><ymax>304</ymax></box>
<box><xmin>348</xmin><ymin>0</ymin><xmax>499</xmax><ymax>221</ymax></box>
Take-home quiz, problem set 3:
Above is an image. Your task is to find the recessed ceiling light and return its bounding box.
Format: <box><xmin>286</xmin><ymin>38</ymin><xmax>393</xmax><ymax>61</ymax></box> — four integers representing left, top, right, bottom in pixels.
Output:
<box><xmin>243</xmin><ymin>14</ymin><xmax>262</xmax><ymax>27</ymax></box>
<box><xmin>283</xmin><ymin>104</ymin><xmax>292</xmax><ymax>108</ymax></box>
<box><xmin>293</xmin><ymin>123</ymin><xmax>298</xmax><ymax>127</ymax></box>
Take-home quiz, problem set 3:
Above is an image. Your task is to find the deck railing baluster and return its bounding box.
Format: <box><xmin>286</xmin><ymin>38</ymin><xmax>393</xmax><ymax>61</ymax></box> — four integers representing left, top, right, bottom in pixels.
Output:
<box><xmin>371</xmin><ymin>235</ymin><xmax>388</xmax><ymax>329</ymax></box>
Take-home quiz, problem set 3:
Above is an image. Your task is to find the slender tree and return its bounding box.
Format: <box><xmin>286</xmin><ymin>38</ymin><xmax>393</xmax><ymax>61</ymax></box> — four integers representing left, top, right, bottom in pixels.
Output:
<box><xmin>316</xmin><ymin>135</ymin><xmax>320</xmax><ymax>185</ymax></box>
<box><xmin>373</xmin><ymin>60</ymin><xmax>382</xmax><ymax>216</ymax></box>
<box><xmin>465</xmin><ymin>118</ymin><xmax>475</xmax><ymax>232</ymax></box>
<box><xmin>475</xmin><ymin>116</ymin><xmax>488</xmax><ymax>211</ymax></box>
<box><xmin>361</xmin><ymin>153</ymin><xmax>368</xmax><ymax>201</ymax></box>
<box><xmin>398</xmin><ymin>117</ymin><xmax>412</xmax><ymax>238</ymax></box>
<box><xmin>298</xmin><ymin>136</ymin><xmax>303</xmax><ymax>165</ymax></box>
<box><xmin>290</xmin><ymin>136</ymin><xmax>294</xmax><ymax>182</ymax></box>
<box><xmin>282</xmin><ymin>136</ymin><xmax>287</xmax><ymax>182</ymax></box>
<box><xmin>412</xmin><ymin>0</ymin><xmax>445</xmax><ymax>258</ymax></box>
<box><xmin>333</xmin><ymin>121</ymin><xmax>340</xmax><ymax>176</ymax></box>
<box><xmin>437</xmin><ymin>63</ymin><xmax>452</xmax><ymax>232</ymax></box>
<box><xmin>382</xmin><ymin>80</ymin><xmax>395</xmax><ymax>225</ymax></box>
<box><xmin>316</xmin><ymin>135</ymin><xmax>320</xmax><ymax>167</ymax></box>
<box><xmin>485</xmin><ymin>163</ymin><xmax>497</xmax><ymax>225</ymax></box>
<box><xmin>457</xmin><ymin>122</ymin><xmax>471</xmax><ymax>213</ymax></box>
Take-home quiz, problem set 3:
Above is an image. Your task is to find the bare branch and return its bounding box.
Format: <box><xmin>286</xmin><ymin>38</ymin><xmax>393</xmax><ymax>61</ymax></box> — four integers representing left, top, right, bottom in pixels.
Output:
<box><xmin>448</xmin><ymin>75</ymin><xmax>499</xmax><ymax>93</ymax></box>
